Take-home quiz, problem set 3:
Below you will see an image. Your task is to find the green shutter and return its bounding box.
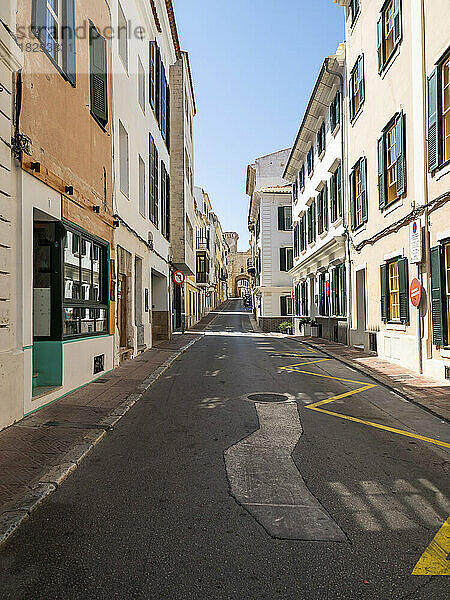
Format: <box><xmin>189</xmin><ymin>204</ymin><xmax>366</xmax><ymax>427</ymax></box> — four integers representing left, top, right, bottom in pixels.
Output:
<box><xmin>349</xmin><ymin>170</ymin><xmax>356</xmax><ymax>230</ymax></box>
<box><xmin>378</xmin><ymin>136</ymin><xmax>387</xmax><ymax>209</ymax></box>
<box><xmin>31</xmin><ymin>0</ymin><xmax>46</xmax><ymax>45</ymax></box>
<box><xmin>317</xmin><ymin>191</ymin><xmax>323</xmax><ymax>234</ymax></box>
<box><xmin>312</xmin><ymin>199</ymin><xmax>316</xmax><ymax>240</ymax></box>
<box><xmin>336</xmin><ymin>90</ymin><xmax>340</xmax><ymax>125</ymax></box>
<box><xmin>323</xmin><ymin>182</ymin><xmax>328</xmax><ymax>230</ymax></box>
<box><xmin>427</xmin><ymin>68</ymin><xmax>440</xmax><ymax>172</ymax></box>
<box><xmin>377</xmin><ymin>16</ymin><xmax>384</xmax><ymax>72</ymax></box>
<box><xmin>395</xmin><ymin>111</ymin><xmax>406</xmax><ymax>195</ymax></box>
<box><xmin>330</xmin><ymin>172</ymin><xmax>336</xmax><ymax>222</ymax></box>
<box><xmin>332</xmin><ymin>268</ymin><xmax>337</xmax><ymax>316</ymax></box>
<box><xmin>340</xmin><ymin>264</ymin><xmax>346</xmax><ymax>316</ymax></box>
<box><xmin>430</xmin><ymin>245</ymin><xmax>447</xmax><ymax>346</ymax></box>
<box><xmin>349</xmin><ymin>74</ymin><xmax>354</xmax><ymax>119</ymax></box>
<box><xmin>278</xmin><ymin>206</ymin><xmax>284</xmax><ymax>230</ymax></box>
<box><xmin>393</xmin><ymin>0</ymin><xmax>402</xmax><ymax>46</ymax></box>
<box><xmin>280</xmin><ymin>247</ymin><xmax>286</xmax><ymax>271</ymax></box>
<box><xmin>90</xmin><ymin>26</ymin><xmax>108</xmax><ymax>125</ymax></box>
<box><xmin>337</xmin><ymin>165</ymin><xmax>342</xmax><ymax>217</ymax></box>
<box><xmin>360</xmin><ymin>158</ymin><xmax>368</xmax><ymax>222</ymax></box>
<box><xmin>149</xmin><ymin>41</ymin><xmax>155</xmax><ymax>109</ymax></box>
<box><xmin>280</xmin><ymin>296</ymin><xmax>287</xmax><ymax>317</ymax></box>
<box><xmin>380</xmin><ymin>264</ymin><xmax>388</xmax><ymax>321</ymax></box>
<box><xmin>398</xmin><ymin>257</ymin><xmax>409</xmax><ymax>323</ymax></box>
<box><xmin>358</xmin><ymin>54</ymin><xmax>365</xmax><ymax>105</ymax></box>
<box><xmin>62</xmin><ymin>0</ymin><xmax>76</xmax><ymax>86</ymax></box>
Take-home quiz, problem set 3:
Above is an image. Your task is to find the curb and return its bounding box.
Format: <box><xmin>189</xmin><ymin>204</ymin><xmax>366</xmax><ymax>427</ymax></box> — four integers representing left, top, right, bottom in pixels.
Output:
<box><xmin>0</xmin><ymin>334</ymin><xmax>203</xmax><ymax>548</ymax></box>
<box><xmin>297</xmin><ymin>338</ymin><xmax>450</xmax><ymax>424</ymax></box>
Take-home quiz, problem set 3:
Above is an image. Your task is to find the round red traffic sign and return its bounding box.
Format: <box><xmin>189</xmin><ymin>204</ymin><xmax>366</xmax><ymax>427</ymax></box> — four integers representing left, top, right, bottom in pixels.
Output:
<box><xmin>172</xmin><ymin>270</ymin><xmax>185</xmax><ymax>285</ymax></box>
<box><xmin>410</xmin><ymin>278</ymin><xmax>422</xmax><ymax>307</ymax></box>
<box><xmin>206</xmin><ymin>291</ymin><xmax>211</xmax><ymax>298</ymax></box>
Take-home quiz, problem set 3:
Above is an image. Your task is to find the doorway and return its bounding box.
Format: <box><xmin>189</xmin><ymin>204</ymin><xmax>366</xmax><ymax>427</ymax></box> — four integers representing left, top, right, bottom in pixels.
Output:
<box><xmin>355</xmin><ymin>268</ymin><xmax>367</xmax><ymax>348</ymax></box>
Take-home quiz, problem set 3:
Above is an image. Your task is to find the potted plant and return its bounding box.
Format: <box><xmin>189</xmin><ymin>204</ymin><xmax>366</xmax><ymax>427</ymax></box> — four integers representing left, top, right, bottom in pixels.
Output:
<box><xmin>310</xmin><ymin>319</ymin><xmax>319</xmax><ymax>337</ymax></box>
<box><xmin>278</xmin><ymin>320</ymin><xmax>293</xmax><ymax>335</ymax></box>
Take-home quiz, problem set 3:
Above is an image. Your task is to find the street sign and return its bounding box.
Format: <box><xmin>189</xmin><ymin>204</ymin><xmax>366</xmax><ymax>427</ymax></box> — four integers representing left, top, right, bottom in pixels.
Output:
<box><xmin>206</xmin><ymin>291</ymin><xmax>211</xmax><ymax>298</ymax></box>
<box><xmin>410</xmin><ymin>220</ymin><xmax>422</xmax><ymax>263</ymax></box>
<box><xmin>410</xmin><ymin>278</ymin><xmax>422</xmax><ymax>307</ymax></box>
<box><xmin>172</xmin><ymin>270</ymin><xmax>185</xmax><ymax>285</ymax></box>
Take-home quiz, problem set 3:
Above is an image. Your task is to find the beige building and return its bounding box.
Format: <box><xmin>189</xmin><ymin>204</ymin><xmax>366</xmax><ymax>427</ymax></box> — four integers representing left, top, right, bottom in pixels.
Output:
<box><xmin>334</xmin><ymin>0</ymin><xmax>450</xmax><ymax>382</ymax></box>
<box><xmin>224</xmin><ymin>232</ymin><xmax>252</xmax><ymax>298</ymax></box>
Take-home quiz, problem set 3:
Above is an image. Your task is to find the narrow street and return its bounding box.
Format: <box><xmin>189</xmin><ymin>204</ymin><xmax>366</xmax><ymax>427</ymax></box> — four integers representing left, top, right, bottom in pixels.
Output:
<box><xmin>0</xmin><ymin>299</ymin><xmax>448</xmax><ymax>599</ymax></box>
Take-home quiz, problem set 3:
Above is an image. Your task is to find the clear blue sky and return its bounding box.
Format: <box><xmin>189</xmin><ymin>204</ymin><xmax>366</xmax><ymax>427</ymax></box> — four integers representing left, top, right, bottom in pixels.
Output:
<box><xmin>173</xmin><ymin>0</ymin><xmax>344</xmax><ymax>250</ymax></box>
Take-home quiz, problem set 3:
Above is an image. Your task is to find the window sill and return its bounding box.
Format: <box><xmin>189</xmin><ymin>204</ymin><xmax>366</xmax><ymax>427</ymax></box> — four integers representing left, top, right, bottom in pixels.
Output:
<box><xmin>331</xmin><ymin>123</ymin><xmax>341</xmax><ymax>137</ymax></box>
<box><xmin>308</xmin><ymin>170</ymin><xmax>314</xmax><ymax>179</ymax></box>
<box><xmin>331</xmin><ymin>216</ymin><xmax>343</xmax><ymax>227</ymax></box>
<box><xmin>319</xmin><ymin>230</ymin><xmax>328</xmax><ymax>240</ymax></box>
<box><xmin>382</xmin><ymin>196</ymin><xmax>403</xmax><ymax>216</ymax></box>
<box><xmin>433</xmin><ymin>159</ymin><xmax>450</xmax><ymax>180</ymax></box>
<box><xmin>350</xmin><ymin>105</ymin><xmax>364</xmax><ymax>127</ymax></box>
<box><xmin>386</xmin><ymin>322</ymin><xmax>406</xmax><ymax>332</ymax></box>
<box><xmin>309</xmin><ymin>241</ymin><xmax>316</xmax><ymax>249</ymax></box>
<box><xmin>439</xmin><ymin>347</ymin><xmax>450</xmax><ymax>358</ymax></box>
<box><xmin>352</xmin><ymin>222</ymin><xmax>367</xmax><ymax>236</ymax></box>
<box><xmin>379</xmin><ymin>44</ymin><xmax>401</xmax><ymax>80</ymax></box>
<box><xmin>318</xmin><ymin>150</ymin><xmax>325</xmax><ymax>161</ymax></box>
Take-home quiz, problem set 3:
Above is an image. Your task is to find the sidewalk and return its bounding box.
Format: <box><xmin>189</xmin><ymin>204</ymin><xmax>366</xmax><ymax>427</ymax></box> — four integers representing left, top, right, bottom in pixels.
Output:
<box><xmin>0</xmin><ymin>328</ymin><xmax>206</xmax><ymax>546</ymax></box>
<box><xmin>296</xmin><ymin>336</ymin><xmax>450</xmax><ymax>422</ymax></box>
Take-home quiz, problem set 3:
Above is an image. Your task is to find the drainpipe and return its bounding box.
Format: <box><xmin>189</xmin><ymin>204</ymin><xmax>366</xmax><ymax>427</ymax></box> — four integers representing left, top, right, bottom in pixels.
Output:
<box><xmin>324</xmin><ymin>57</ymin><xmax>350</xmax><ymax>345</ymax></box>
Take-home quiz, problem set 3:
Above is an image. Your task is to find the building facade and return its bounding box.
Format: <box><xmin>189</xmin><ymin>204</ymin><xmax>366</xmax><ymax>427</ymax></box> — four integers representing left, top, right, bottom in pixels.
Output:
<box><xmin>334</xmin><ymin>0</ymin><xmax>450</xmax><ymax>382</ymax></box>
<box><xmin>0</xmin><ymin>0</ymin><xmax>23</xmax><ymax>429</ymax></box>
<box><xmin>284</xmin><ymin>44</ymin><xmax>349</xmax><ymax>343</ymax></box>
<box><xmin>224</xmin><ymin>232</ymin><xmax>252</xmax><ymax>298</ymax></box>
<box><xmin>247</xmin><ymin>149</ymin><xmax>294</xmax><ymax>332</ymax></box>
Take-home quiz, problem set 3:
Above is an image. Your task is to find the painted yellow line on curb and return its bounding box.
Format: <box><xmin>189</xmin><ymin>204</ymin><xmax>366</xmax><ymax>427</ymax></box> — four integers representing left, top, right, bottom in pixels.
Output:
<box><xmin>306</xmin><ymin>384</ymin><xmax>377</xmax><ymax>408</ymax></box>
<box><xmin>306</xmin><ymin>407</ymin><xmax>450</xmax><ymax>449</ymax></box>
<box><xmin>412</xmin><ymin>516</ymin><xmax>450</xmax><ymax>575</ymax></box>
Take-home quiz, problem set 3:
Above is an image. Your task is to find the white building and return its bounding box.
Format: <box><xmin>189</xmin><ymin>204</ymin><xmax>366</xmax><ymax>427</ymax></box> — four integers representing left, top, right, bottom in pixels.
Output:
<box><xmin>247</xmin><ymin>150</ymin><xmax>294</xmax><ymax>331</ymax></box>
<box><xmin>111</xmin><ymin>0</ymin><xmax>178</xmax><ymax>361</ymax></box>
<box><xmin>0</xmin><ymin>0</ymin><xmax>23</xmax><ymax>429</ymax></box>
<box><xmin>283</xmin><ymin>45</ymin><xmax>349</xmax><ymax>343</ymax></box>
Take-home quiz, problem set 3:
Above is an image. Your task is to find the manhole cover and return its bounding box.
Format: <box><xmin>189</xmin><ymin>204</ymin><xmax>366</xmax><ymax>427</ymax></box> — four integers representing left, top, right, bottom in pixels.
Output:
<box><xmin>248</xmin><ymin>393</ymin><xmax>289</xmax><ymax>403</ymax></box>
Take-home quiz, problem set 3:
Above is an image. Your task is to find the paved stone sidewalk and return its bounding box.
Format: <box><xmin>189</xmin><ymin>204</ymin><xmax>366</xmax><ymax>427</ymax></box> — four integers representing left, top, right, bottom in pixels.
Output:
<box><xmin>0</xmin><ymin>327</ymin><xmax>207</xmax><ymax>544</ymax></box>
<box><xmin>296</xmin><ymin>336</ymin><xmax>450</xmax><ymax>422</ymax></box>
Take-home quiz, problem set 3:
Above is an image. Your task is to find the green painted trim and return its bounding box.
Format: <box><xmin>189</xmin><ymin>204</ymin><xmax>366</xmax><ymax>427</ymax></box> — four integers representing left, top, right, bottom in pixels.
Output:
<box><xmin>62</xmin><ymin>334</ymin><xmax>114</xmax><ymax>344</ymax></box>
<box><xmin>22</xmin><ymin>345</ymin><xmax>33</xmax><ymax>350</ymax></box>
<box><xmin>24</xmin><ymin>367</ymin><xmax>114</xmax><ymax>416</ymax></box>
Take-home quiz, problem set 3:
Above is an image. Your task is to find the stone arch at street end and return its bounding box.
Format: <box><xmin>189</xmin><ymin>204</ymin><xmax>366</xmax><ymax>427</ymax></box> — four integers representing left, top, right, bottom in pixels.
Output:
<box><xmin>235</xmin><ymin>275</ymin><xmax>250</xmax><ymax>297</ymax></box>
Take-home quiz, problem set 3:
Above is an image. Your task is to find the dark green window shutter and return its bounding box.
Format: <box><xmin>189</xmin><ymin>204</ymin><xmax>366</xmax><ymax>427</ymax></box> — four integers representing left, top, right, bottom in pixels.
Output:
<box><xmin>280</xmin><ymin>247</ymin><xmax>286</xmax><ymax>271</ymax></box>
<box><xmin>155</xmin><ymin>44</ymin><xmax>161</xmax><ymax>123</ymax></box>
<box><xmin>393</xmin><ymin>0</ymin><xmax>402</xmax><ymax>46</ymax></box>
<box><xmin>307</xmin><ymin>207</ymin><xmax>312</xmax><ymax>243</ymax></box>
<box><xmin>378</xmin><ymin>136</ymin><xmax>387</xmax><ymax>209</ymax></box>
<box><xmin>90</xmin><ymin>25</ymin><xmax>108</xmax><ymax>126</ymax></box>
<box><xmin>278</xmin><ymin>206</ymin><xmax>284</xmax><ymax>230</ymax></box>
<box><xmin>336</xmin><ymin>90</ymin><xmax>340</xmax><ymax>125</ymax></box>
<box><xmin>62</xmin><ymin>0</ymin><xmax>76</xmax><ymax>86</ymax></box>
<box><xmin>377</xmin><ymin>16</ymin><xmax>384</xmax><ymax>72</ymax></box>
<box><xmin>430</xmin><ymin>245</ymin><xmax>447</xmax><ymax>346</ymax></box>
<box><xmin>349</xmin><ymin>74</ymin><xmax>354</xmax><ymax>120</ymax></box>
<box><xmin>337</xmin><ymin>165</ymin><xmax>342</xmax><ymax>216</ymax></box>
<box><xmin>427</xmin><ymin>67</ymin><xmax>440</xmax><ymax>172</ymax></box>
<box><xmin>323</xmin><ymin>183</ymin><xmax>328</xmax><ymax>230</ymax></box>
<box><xmin>166</xmin><ymin>82</ymin><xmax>170</xmax><ymax>147</ymax></box>
<box><xmin>330</xmin><ymin>172</ymin><xmax>336</xmax><ymax>222</ymax></box>
<box><xmin>398</xmin><ymin>257</ymin><xmax>409</xmax><ymax>323</ymax></box>
<box><xmin>349</xmin><ymin>170</ymin><xmax>356</xmax><ymax>230</ymax></box>
<box><xmin>31</xmin><ymin>0</ymin><xmax>46</xmax><ymax>45</ymax></box>
<box><xmin>360</xmin><ymin>158</ymin><xmax>368</xmax><ymax>222</ymax></box>
<box><xmin>312</xmin><ymin>199</ymin><xmax>316</xmax><ymax>241</ymax></box>
<box><xmin>395</xmin><ymin>111</ymin><xmax>406</xmax><ymax>195</ymax></box>
<box><xmin>340</xmin><ymin>264</ymin><xmax>346</xmax><ymax>316</ymax></box>
<box><xmin>280</xmin><ymin>296</ymin><xmax>287</xmax><ymax>317</ymax></box>
<box><xmin>358</xmin><ymin>54</ymin><xmax>365</xmax><ymax>105</ymax></box>
<box><xmin>380</xmin><ymin>264</ymin><xmax>388</xmax><ymax>321</ymax></box>
<box><xmin>149</xmin><ymin>41</ymin><xmax>156</xmax><ymax>109</ymax></box>
<box><xmin>317</xmin><ymin>191</ymin><xmax>323</xmax><ymax>234</ymax></box>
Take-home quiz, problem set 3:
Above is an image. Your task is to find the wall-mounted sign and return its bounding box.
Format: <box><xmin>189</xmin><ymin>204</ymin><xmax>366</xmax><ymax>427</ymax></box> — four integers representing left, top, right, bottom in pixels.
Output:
<box><xmin>410</xmin><ymin>220</ymin><xmax>422</xmax><ymax>264</ymax></box>
<box><xmin>410</xmin><ymin>278</ymin><xmax>422</xmax><ymax>308</ymax></box>
<box><xmin>172</xmin><ymin>270</ymin><xmax>185</xmax><ymax>285</ymax></box>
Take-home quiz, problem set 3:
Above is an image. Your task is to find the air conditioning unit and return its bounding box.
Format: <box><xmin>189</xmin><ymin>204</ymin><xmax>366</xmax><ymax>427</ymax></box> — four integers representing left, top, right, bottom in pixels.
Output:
<box><xmin>147</xmin><ymin>231</ymin><xmax>153</xmax><ymax>250</ymax></box>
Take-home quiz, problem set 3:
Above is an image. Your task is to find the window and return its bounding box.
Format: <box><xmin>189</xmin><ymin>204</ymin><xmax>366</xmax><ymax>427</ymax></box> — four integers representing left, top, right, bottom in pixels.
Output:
<box><xmin>330</xmin><ymin>165</ymin><xmax>342</xmax><ymax>222</ymax></box>
<box><xmin>278</xmin><ymin>206</ymin><xmax>292</xmax><ymax>231</ymax></box>
<box><xmin>89</xmin><ymin>24</ymin><xmax>108</xmax><ymax>126</ymax></box>
<box><xmin>378</xmin><ymin>112</ymin><xmax>406</xmax><ymax>208</ymax></box>
<box><xmin>280</xmin><ymin>296</ymin><xmax>293</xmax><ymax>317</ymax></box>
<box><xmin>307</xmin><ymin>147</ymin><xmax>314</xmax><ymax>176</ymax></box>
<box><xmin>317</xmin><ymin>183</ymin><xmax>328</xmax><ymax>235</ymax></box>
<box><xmin>380</xmin><ymin>257</ymin><xmax>409</xmax><ymax>323</ymax></box>
<box><xmin>31</xmin><ymin>0</ymin><xmax>76</xmax><ymax>85</ymax></box>
<box><xmin>119</xmin><ymin>121</ymin><xmax>129</xmax><ymax>197</ymax></box>
<box><xmin>428</xmin><ymin>51</ymin><xmax>450</xmax><ymax>171</ymax></box>
<box><xmin>299</xmin><ymin>214</ymin><xmax>307</xmax><ymax>251</ymax></box>
<box><xmin>63</xmin><ymin>228</ymin><xmax>108</xmax><ymax>337</ymax></box>
<box><xmin>293</xmin><ymin>222</ymin><xmax>299</xmax><ymax>258</ymax></box>
<box><xmin>350</xmin><ymin>158</ymin><xmax>367</xmax><ymax>229</ymax></box>
<box><xmin>332</xmin><ymin>264</ymin><xmax>346</xmax><ymax>317</ymax></box>
<box><xmin>378</xmin><ymin>0</ymin><xmax>402</xmax><ymax>73</ymax></box>
<box><xmin>349</xmin><ymin>55</ymin><xmax>364</xmax><ymax>121</ymax></box>
<box><xmin>317</xmin><ymin>121</ymin><xmax>326</xmax><ymax>156</ymax></box>
<box><xmin>293</xmin><ymin>178</ymin><xmax>298</xmax><ymax>203</ymax></box>
<box><xmin>330</xmin><ymin>91</ymin><xmax>340</xmax><ymax>131</ymax></box>
<box><xmin>149</xmin><ymin>134</ymin><xmax>159</xmax><ymax>226</ymax></box>
<box><xmin>160</xmin><ymin>161</ymin><xmax>170</xmax><ymax>240</ymax></box>
<box><xmin>307</xmin><ymin>201</ymin><xmax>316</xmax><ymax>243</ymax></box>
<box><xmin>138</xmin><ymin>56</ymin><xmax>145</xmax><ymax>112</ymax></box>
<box><xmin>149</xmin><ymin>40</ymin><xmax>156</xmax><ymax>109</ymax></box>
<box><xmin>118</xmin><ymin>2</ymin><xmax>128</xmax><ymax>71</ymax></box>
<box><xmin>430</xmin><ymin>243</ymin><xmax>450</xmax><ymax>346</ymax></box>
<box><xmin>348</xmin><ymin>0</ymin><xmax>360</xmax><ymax>26</ymax></box>
<box><xmin>301</xmin><ymin>280</ymin><xmax>308</xmax><ymax>316</ymax></box>
<box><xmin>280</xmin><ymin>247</ymin><xmax>293</xmax><ymax>272</ymax></box>
<box><xmin>138</xmin><ymin>155</ymin><xmax>145</xmax><ymax>216</ymax></box>
<box><xmin>149</xmin><ymin>40</ymin><xmax>170</xmax><ymax>142</ymax></box>
<box><xmin>160</xmin><ymin>62</ymin><xmax>167</xmax><ymax>141</ymax></box>
<box><xmin>318</xmin><ymin>273</ymin><xmax>329</xmax><ymax>316</ymax></box>
<box><xmin>299</xmin><ymin>164</ymin><xmax>305</xmax><ymax>190</ymax></box>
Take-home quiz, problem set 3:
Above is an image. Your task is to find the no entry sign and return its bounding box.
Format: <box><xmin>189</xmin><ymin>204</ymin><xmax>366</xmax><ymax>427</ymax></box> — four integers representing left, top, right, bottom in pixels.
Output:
<box><xmin>172</xmin><ymin>270</ymin><xmax>185</xmax><ymax>285</ymax></box>
<box><xmin>410</xmin><ymin>278</ymin><xmax>422</xmax><ymax>307</ymax></box>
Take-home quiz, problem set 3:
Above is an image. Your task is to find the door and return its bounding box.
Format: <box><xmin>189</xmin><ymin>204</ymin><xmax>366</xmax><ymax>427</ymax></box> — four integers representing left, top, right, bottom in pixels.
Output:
<box><xmin>355</xmin><ymin>268</ymin><xmax>367</xmax><ymax>346</ymax></box>
<box><xmin>118</xmin><ymin>273</ymin><xmax>128</xmax><ymax>348</ymax></box>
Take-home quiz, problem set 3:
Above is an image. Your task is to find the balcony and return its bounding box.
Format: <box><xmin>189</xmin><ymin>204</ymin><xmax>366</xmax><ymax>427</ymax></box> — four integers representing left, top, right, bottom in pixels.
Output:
<box><xmin>196</xmin><ymin>237</ymin><xmax>210</xmax><ymax>251</ymax></box>
<box><xmin>196</xmin><ymin>271</ymin><xmax>208</xmax><ymax>284</ymax></box>
<box><xmin>247</xmin><ymin>258</ymin><xmax>255</xmax><ymax>274</ymax></box>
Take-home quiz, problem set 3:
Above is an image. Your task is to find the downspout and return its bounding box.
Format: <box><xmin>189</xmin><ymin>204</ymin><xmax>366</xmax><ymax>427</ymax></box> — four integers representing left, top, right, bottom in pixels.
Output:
<box><xmin>324</xmin><ymin>56</ymin><xmax>350</xmax><ymax>345</ymax></box>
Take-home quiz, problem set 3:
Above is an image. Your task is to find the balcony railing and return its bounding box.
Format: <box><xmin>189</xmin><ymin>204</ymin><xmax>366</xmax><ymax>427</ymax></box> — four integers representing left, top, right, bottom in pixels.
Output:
<box><xmin>196</xmin><ymin>271</ymin><xmax>208</xmax><ymax>284</ymax></box>
<box><xmin>196</xmin><ymin>237</ymin><xmax>209</xmax><ymax>251</ymax></box>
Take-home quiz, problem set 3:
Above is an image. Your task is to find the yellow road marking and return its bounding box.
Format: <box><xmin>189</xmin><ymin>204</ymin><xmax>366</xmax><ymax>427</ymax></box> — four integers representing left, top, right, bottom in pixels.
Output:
<box><xmin>308</xmin><ymin>407</ymin><xmax>450</xmax><ymax>449</ymax></box>
<box><xmin>280</xmin><ymin>359</ymin><xmax>332</xmax><ymax>369</ymax></box>
<box><xmin>281</xmin><ymin>367</ymin><xmax>371</xmax><ymax>386</ymax></box>
<box><xmin>306</xmin><ymin>384</ymin><xmax>377</xmax><ymax>408</ymax></box>
<box><xmin>412</xmin><ymin>516</ymin><xmax>450</xmax><ymax>575</ymax></box>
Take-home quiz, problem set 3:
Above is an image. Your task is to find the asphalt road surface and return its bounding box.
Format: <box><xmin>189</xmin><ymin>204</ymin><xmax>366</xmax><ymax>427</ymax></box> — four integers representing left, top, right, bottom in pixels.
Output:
<box><xmin>1</xmin><ymin>299</ymin><xmax>449</xmax><ymax>599</ymax></box>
